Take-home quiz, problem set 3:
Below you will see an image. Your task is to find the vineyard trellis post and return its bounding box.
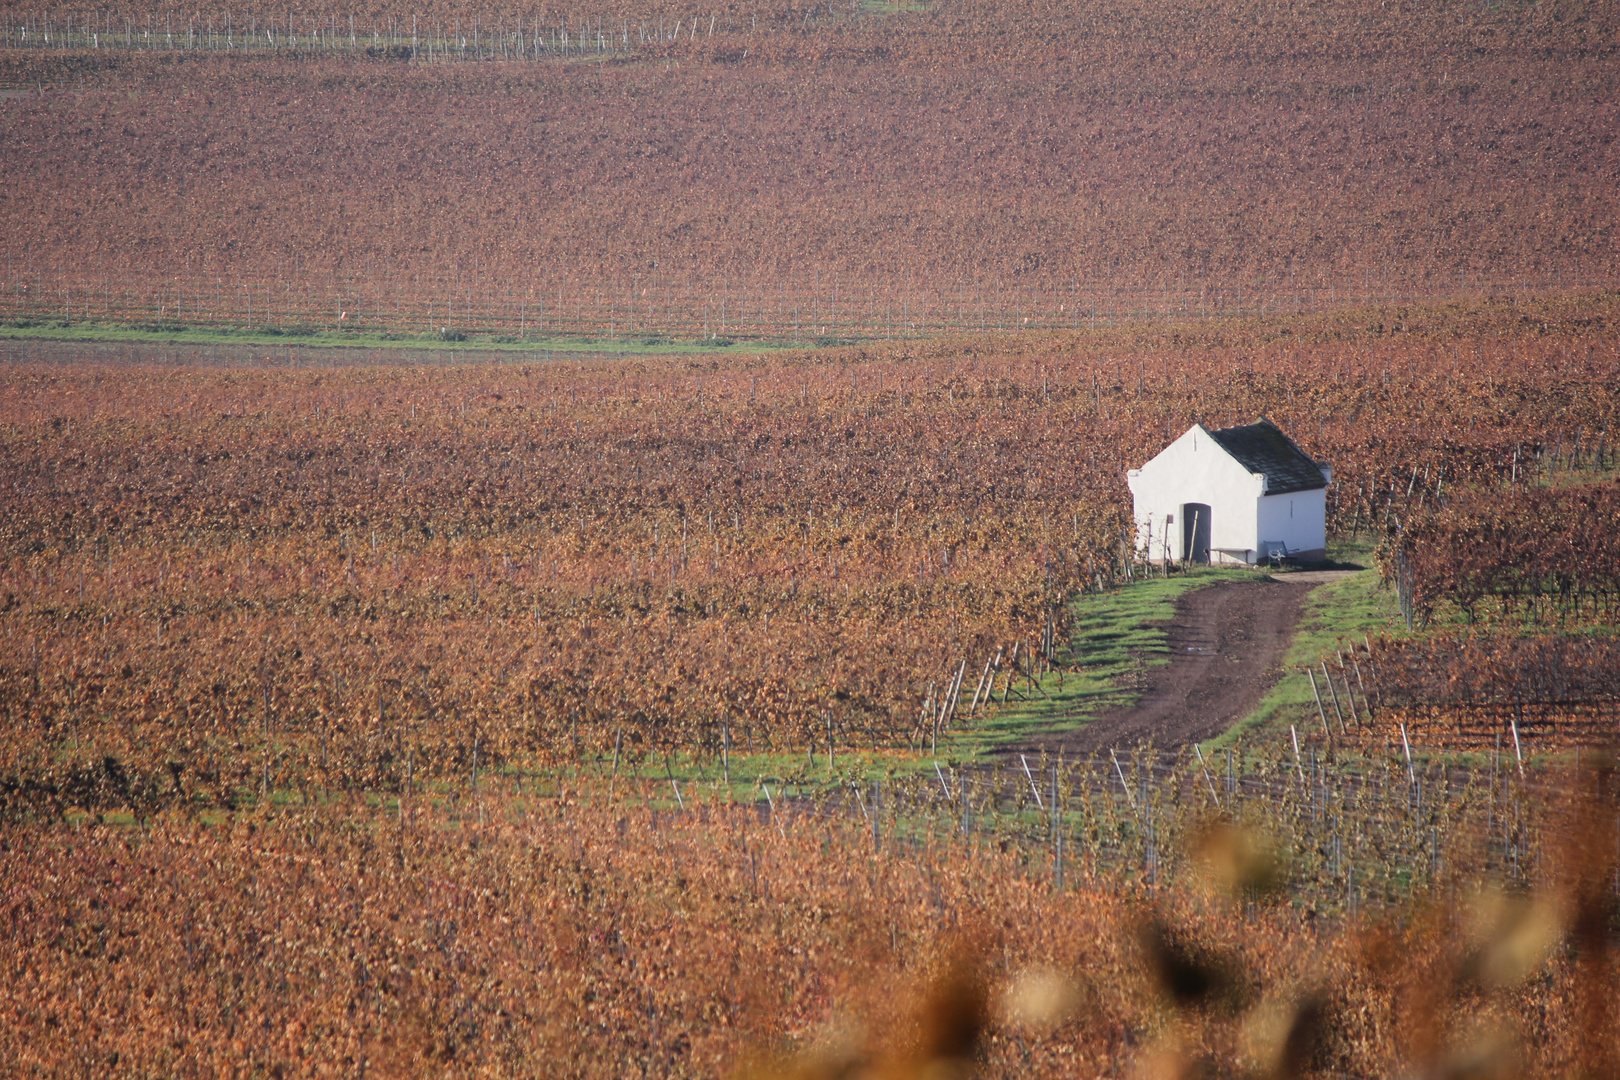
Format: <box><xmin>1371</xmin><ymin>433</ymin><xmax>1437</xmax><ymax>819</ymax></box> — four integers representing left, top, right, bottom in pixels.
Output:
<box><xmin>1052</xmin><ymin>763</ymin><xmax>1063</xmax><ymax>890</ymax></box>
<box><xmin>1307</xmin><ymin>667</ymin><xmax>1331</xmax><ymax>738</ymax></box>
<box><xmin>1322</xmin><ymin>660</ymin><xmax>1347</xmax><ymax>734</ymax></box>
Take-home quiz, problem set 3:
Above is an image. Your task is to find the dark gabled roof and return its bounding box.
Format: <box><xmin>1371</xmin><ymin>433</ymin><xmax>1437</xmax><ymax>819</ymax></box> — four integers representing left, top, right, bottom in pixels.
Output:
<box><xmin>1207</xmin><ymin>418</ymin><xmax>1328</xmax><ymax>494</ymax></box>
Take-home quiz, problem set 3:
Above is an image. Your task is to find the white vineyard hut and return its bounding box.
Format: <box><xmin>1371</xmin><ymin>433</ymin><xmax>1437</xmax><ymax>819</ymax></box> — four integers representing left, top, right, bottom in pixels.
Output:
<box><xmin>1127</xmin><ymin>418</ymin><xmax>1331</xmax><ymax>565</ymax></box>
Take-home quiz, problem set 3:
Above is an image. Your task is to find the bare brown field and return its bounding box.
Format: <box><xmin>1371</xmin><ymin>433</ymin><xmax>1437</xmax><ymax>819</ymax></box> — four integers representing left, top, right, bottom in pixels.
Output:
<box><xmin>1</xmin><ymin>0</ymin><xmax>1616</xmax><ymax>335</ymax></box>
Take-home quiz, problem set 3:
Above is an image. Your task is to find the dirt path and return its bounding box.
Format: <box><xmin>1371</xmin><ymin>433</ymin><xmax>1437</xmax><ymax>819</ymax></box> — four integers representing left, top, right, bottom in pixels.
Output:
<box><xmin>1014</xmin><ymin>572</ymin><xmax>1357</xmax><ymax>754</ymax></box>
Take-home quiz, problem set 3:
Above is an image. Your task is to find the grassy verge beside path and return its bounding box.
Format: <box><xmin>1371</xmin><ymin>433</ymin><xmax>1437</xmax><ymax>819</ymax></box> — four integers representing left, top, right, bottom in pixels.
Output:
<box><xmin>946</xmin><ymin>566</ymin><xmax>1274</xmax><ymax>760</ymax></box>
<box><xmin>934</xmin><ymin>541</ymin><xmax>1389</xmax><ymax>764</ymax></box>
<box><xmin>0</xmin><ymin>319</ymin><xmax>824</xmax><ymax>355</ymax></box>
<box><xmin>1207</xmin><ymin>565</ymin><xmax>1404</xmax><ymax>751</ymax></box>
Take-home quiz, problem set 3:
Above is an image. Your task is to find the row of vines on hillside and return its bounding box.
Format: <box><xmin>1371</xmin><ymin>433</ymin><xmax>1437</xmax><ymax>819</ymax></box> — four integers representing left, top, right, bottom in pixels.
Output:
<box><xmin>6</xmin><ymin>763</ymin><xmax>1618</xmax><ymax>1077</ymax></box>
<box><xmin>1</xmin><ymin>329</ymin><xmax>1617</xmax><ymax>813</ymax></box>
<box><xmin>4</xmin><ymin>19</ymin><xmax>1615</xmax><ymax>332</ymax></box>
<box><xmin>1383</xmin><ymin>480</ymin><xmax>1620</xmax><ymax>626</ymax></box>
<box><xmin>1362</xmin><ymin>632</ymin><xmax>1620</xmax><ymax>751</ymax></box>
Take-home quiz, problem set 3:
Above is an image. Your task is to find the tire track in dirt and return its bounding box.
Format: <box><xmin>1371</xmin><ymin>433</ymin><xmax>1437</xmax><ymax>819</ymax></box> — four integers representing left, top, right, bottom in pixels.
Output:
<box><xmin>1013</xmin><ymin>572</ymin><xmax>1357</xmax><ymax>754</ymax></box>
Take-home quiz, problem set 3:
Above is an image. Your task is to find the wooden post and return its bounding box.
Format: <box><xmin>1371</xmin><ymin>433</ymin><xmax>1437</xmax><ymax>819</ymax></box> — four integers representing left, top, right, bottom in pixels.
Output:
<box><xmin>1352</xmin><ymin>658</ymin><xmax>1372</xmax><ymax>721</ymax></box>
<box><xmin>664</xmin><ymin>752</ymin><xmax>685</xmax><ymax>810</ymax></box>
<box><xmin>1333</xmin><ymin>649</ymin><xmax>1356</xmax><ymax>720</ymax></box>
<box><xmin>969</xmin><ymin>649</ymin><xmax>999</xmax><ymax>715</ymax></box>
<box><xmin>1020</xmin><ymin>754</ymin><xmax>1045</xmax><ymax>810</ymax></box>
<box><xmin>1000</xmin><ymin>643</ymin><xmax>1021</xmax><ymax>704</ymax></box>
<box><xmin>1110</xmin><ymin>748</ymin><xmax>1136</xmax><ymax>810</ymax></box>
<box><xmin>1321</xmin><ymin>661</ymin><xmax>1347</xmax><ymax>734</ymax></box>
<box><xmin>940</xmin><ymin>658</ymin><xmax>968</xmax><ymax>728</ymax></box>
<box><xmin>1336</xmin><ymin>667</ymin><xmax>1360</xmax><ymax>728</ymax></box>
<box><xmin>925</xmin><ymin>681</ymin><xmax>937</xmax><ymax>755</ymax></box>
<box><xmin>1306</xmin><ymin>667</ymin><xmax>1332</xmax><ymax>740</ymax></box>
<box><xmin>1193</xmin><ymin>744</ymin><xmax>1219</xmax><ymax>807</ymax></box>
<box><xmin>1052</xmin><ymin>764</ymin><xmax>1063</xmax><ymax>889</ymax></box>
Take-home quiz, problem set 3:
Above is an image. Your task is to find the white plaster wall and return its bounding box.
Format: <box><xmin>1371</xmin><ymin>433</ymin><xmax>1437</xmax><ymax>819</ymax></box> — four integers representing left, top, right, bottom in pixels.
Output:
<box><xmin>1127</xmin><ymin>424</ymin><xmax>1265</xmax><ymax>562</ymax></box>
<box><xmin>1255</xmin><ymin>487</ymin><xmax>1327</xmax><ymax>556</ymax></box>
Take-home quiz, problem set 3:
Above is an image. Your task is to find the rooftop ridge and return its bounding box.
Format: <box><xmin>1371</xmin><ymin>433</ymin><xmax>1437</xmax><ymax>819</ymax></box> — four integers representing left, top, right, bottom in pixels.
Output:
<box><xmin>1206</xmin><ymin>418</ymin><xmax>1327</xmax><ymax>495</ymax></box>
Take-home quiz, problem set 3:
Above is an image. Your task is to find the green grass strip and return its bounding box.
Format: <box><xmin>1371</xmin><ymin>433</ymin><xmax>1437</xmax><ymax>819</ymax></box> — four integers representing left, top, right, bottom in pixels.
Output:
<box><xmin>0</xmin><ymin>319</ymin><xmax>831</xmax><ymax>355</ymax></box>
<box><xmin>946</xmin><ymin>566</ymin><xmax>1273</xmax><ymax>761</ymax></box>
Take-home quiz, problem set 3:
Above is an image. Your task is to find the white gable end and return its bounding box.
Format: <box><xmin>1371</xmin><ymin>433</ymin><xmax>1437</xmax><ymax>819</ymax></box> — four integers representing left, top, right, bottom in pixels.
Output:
<box><xmin>1132</xmin><ymin>424</ymin><xmax>1262</xmax><ymax>494</ymax></box>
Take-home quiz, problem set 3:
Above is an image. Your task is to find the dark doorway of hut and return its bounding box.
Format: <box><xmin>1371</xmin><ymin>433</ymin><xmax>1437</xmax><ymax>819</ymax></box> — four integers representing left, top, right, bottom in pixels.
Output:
<box><xmin>1181</xmin><ymin>503</ymin><xmax>1211</xmax><ymax>564</ymax></box>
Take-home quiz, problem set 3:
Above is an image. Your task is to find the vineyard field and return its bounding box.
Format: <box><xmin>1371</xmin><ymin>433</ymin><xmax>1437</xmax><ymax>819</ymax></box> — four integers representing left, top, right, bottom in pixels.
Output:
<box><xmin>1341</xmin><ymin>478</ymin><xmax>1620</xmax><ymax>753</ymax></box>
<box><xmin>2</xmin><ymin>0</ymin><xmax>1617</xmax><ymax>338</ymax></box>
<box><xmin>3</xmin><ymin>300</ymin><xmax>1618</xmax><ymax>817</ymax></box>
<box><xmin>2</xmin><ymin>757</ymin><xmax>1617</xmax><ymax>1077</ymax></box>
<box><xmin>5</xmin><ymin>0</ymin><xmax>1620</xmax><ymax>1070</ymax></box>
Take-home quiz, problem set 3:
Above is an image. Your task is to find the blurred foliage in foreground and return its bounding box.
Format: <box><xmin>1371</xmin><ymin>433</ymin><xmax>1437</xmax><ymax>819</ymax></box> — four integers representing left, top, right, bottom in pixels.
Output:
<box><xmin>3</xmin><ymin>759</ymin><xmax>1616</xmax><ymax>1078</ymax></box>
